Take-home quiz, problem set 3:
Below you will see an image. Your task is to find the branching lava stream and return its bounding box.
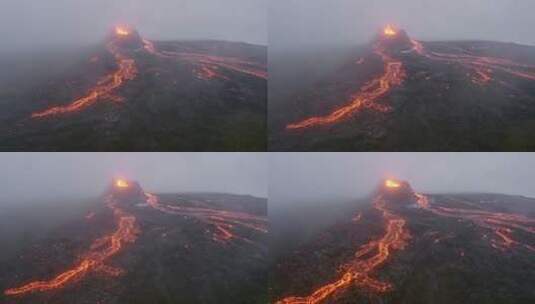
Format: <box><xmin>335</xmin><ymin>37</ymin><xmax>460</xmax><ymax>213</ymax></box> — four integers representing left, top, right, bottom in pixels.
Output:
<box><xmin>145</xmin><ymin>192</ymin><xmax>267</xmax><ymax>243</ymax></box>
<box><xmin>415</xmin><ymin>193</ymin><xmax>535</xmax><ymax>252</ymax></box>
<box><xmin>4</xmin><ymin>194</ymin><xmax>138</xmax><ymax>296</ymax></box>
<box><xmin>409</xmin><ymin>39</ymin><xmax>535</xmax><ymax>84</ymax></box>
<box><xmin>277</xmin><ymin>180</ymin><xmax>535</xmax><ymax>303</ymax></box>
<box><xmin>31</xmin><ymin>27</ymin><xmax>138</xmax><ymax>118</ymax></box>
<box><xmin>286</xmin><ymin>29</ymin><xmax>405</xmax><ymax>130</ymax></box>
<box><xmin>286</xmin><ymin>28</ymin><xmax>535</xmax><ymax>131</ymax></box>
<box><xmin>142</xmin><ymin>39</ymin><xmax>267</xmax><ymax>80</ymax></box>
<box><xmin>277</xmin><ymin>187</ymin><xmax>410</xmax><ymax>304</ymax></box>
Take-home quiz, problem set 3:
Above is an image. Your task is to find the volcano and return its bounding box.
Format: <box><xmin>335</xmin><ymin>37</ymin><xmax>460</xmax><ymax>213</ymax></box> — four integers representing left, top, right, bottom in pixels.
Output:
<box><xmin>108</xmin><ymin>26</ymin><xmax>144</xmax><ymax>50</ymax></box>
<box><xmin>0</xmin><ymin>179</ymin><xmax>268</xmax><ymax>303</ymax></box>
<box><xmin>270</xmin><ymin>26</ymin><xmax>535</xmax><ymax>151</ymax></box>
<box><xmin>270</xmin><ymin>179</ymin><xmax>535</xmax><ymax>303</ymax></box>
<box><xmin>0</xmin><ymin>26</ymin><xmax>267</xmax><ymax>151</ymax></box>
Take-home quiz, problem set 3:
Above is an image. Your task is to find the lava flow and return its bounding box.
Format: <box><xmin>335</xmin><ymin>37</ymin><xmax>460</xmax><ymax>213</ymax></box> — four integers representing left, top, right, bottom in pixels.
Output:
<box><xmin>409</xmin><ymin>39</ymin><xmax>535</xmax><ymax>84</ymax></box>
<box><xmin>179</xmin><ymin>52</ymin><xmax>268</xmax><ymax>80</ymax></box>
<box><xmin>4</xmin><ymin>182</ymin><xmax>139</xmax><ymax>296</ymax></box>
<box><xmin>286</xmin><ymin>26</ymin><xmax>405</xmax><ymax>130</ymax></box>
<box><xmin>415</xmin><ymin>193</ymin><xmax>535</xmax><ymax>252</ymax></box>
<box><xmin>145</xmin><ymin>192</ymin><xmax>267</xmax><ymax>243</ymax></box>
<box><xmin>31</xmin><ymin>26</ymin><xmax>138</xmax><ymax>118</ymax></box>
<box><xmin>277</xmin><ymin>180</ymin><xmax>410</xmax><ymax>304</ymax></box>
<box><xmin>141</xmin><ymin>39</ymin><xmax>267</xmax><ymax>80</ymax></box>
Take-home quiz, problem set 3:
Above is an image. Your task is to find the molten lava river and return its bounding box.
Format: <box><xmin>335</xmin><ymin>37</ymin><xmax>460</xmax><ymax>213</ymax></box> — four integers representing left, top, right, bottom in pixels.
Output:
<box><xmin>29</xmin><ymin>28</ymin><xmax>266</xmax><ymax>120</ymax></box>
<box><xmin>276</xmin><ymin>193</ymin><xmax>410</xmax><ymax>304</ymax></box>
<box><xmin>415</xmin><ymin>193</ymin><xmax>535</xmax><ymax>252</ymax></box>
<box><xmin>408</xmin><ymin>39</ymin><xmax>535</xmax><ymax>85</ymax></box>
<box><xmin>285</xmin><ymin>26</ymin><xmax>535</xmax><ymax>131</ymax></box>
<box><xmin>144</xmin><ymin>192</ymin><xmax>267</xmax><ymax>244</ymax></box>
<box><xmin>31</xmin><ymin>27</ymin><xmax>138</xmax><ymax>118</ymax></box>
<box><xmin>4</xmin><ymin>195</ymin><xmax>138</xmax><ymax>296</ymax></box>
<box><xmin>142</xmin><ymin>39</ymin><xmax>267</xmax><ymax>80</ymax></box>
<box><xmin>276</xmin><ymin>179</ymin><xmax>535</xmax><ymax>303</ymax></box>
<box><xmin>286</xmin><ymin>39</ymin><xmax>405</xmax><ymax>130</ymax></box>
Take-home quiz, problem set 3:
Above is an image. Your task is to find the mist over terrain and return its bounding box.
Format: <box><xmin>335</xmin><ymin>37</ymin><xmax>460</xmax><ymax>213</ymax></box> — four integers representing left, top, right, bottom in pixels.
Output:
<box><xmin>0</xmin><ymin>153</ymin><xmax>267</xmax><ymax>204</ymax></box>
<box><xmin>270</xmin><ymin>153</ymin><xmax>535</xmax><ymax>208</ymax></box>
<box><xmin>269</xmin><ymin>153</ymin><xmax>535</xmax><ymax>264</ymax></box>
<box><xmin>270</xmin><ymin>0</ymin><xmax>535</xmax><ymax>51</ymax></box>
<box><xmin>0</xmin><ymin>153</ymin><xmax>268</xmax><ymax>303</ymax></box>
<box><xmin>0</xmin><ymin>0</ymin><xmax>266</xmax><ymax>53</ymax></box>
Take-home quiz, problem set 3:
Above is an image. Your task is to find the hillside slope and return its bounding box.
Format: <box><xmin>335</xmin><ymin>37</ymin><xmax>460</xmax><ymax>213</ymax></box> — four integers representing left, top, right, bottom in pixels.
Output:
<box><xmin>270</xmin><ymin>27</ymin><xmax>535</xmax><ymax>151</ymax></box>
<box><xmin>0</xmin><ymin>27</ymin><xmax>267</xmax><ymax>151</ymax></box>
<box><xmin>271</xmin><ymin>180</ymin><xmax>535</xmax><ymax>303</ymax></box>
<box><xmin>0</xmin><ymin>180</ymin><xmax>268</xmax><ymax>304</ymax></box>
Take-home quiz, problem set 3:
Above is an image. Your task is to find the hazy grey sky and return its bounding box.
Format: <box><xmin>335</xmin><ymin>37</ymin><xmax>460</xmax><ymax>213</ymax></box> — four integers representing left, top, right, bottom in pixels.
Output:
<box><xmin>270</xmin><ymin>153</ymin><xmax>535</xmax><ymax>206</ymax></box>
<box><xmin>0</xmin><ymin>0</ymin><xmax>266</xmax><ymax>52</ymax></box>
<box><xmin>0</xmin><ymin>153</ymin><xmax>267</xmax><ymax>204</ymax></box>
<box><xmin>271</xmin><ymin>0</ymin><xmax>535</xmax><ymax>50</ymax></box>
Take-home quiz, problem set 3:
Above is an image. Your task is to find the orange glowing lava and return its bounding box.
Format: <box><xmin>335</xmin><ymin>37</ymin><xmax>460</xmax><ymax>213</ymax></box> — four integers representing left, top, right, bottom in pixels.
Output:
<box><xmin>4</xmin><ymin>195</ymin><xmax>138</xmax><ymax>296</ymax></box>
<box><xmin>31</xmin><ymin>39</ymin><xmax>137</xmax><ymax>118</ymax></box>
<box><xmin>195</xmin><ymin>65</ymin><xmax>222</xmax><ymax>80</ymax></box>
<box><xmin>383</xmin><ymin>25</ymin><xmax>397</xmax><ymax>36</ymax></box>
<box><xmin>409</xmin><ymin>39</ymin><xmax>535</xmax><ymax>84</ymax></box>
<box><xmin>277</xmin><ymin>194</ymin><xmax>410</xmax><ymax>304</ymax></box>
<box><xmin>145</xmin><ymin>192</ymin><xmax>267</xmax><ymax>243</ymax></box>
<box><xmin>115</xmin><ymin>26</ymin><xmax>130</xmax><ymax>36</ymax></box>
<box><xmin>180</xmin><ymin>52</ymin><xmax>268</xmax><ymax>80</ymax></box>
<box><xmin>385</xmin><ymin>179</ymin><xmax>401</xmax><ymax>188</ymax></box>
<box><xmin>115</xmin><ymin>179</ymin><xmax>129</xmax><ymax>188</ymax></box>
<box><xmin>141</xmin><ymin>39</ymin><xmax>267</xmax><ymax>80</ymax></box>
<box><xmin>286</xmin><ymin>41</ymin><xmax>405</xmax><ymax>130</ymax></box>
<box><xmin>278</xmin><ymin>185</ymin><xmax>535</xmax><ymax>303</ymax></box>
<box><xmin>415</xmin><ymin>192</ymin><xmax>535</xmax><ymax>252</ymax></box>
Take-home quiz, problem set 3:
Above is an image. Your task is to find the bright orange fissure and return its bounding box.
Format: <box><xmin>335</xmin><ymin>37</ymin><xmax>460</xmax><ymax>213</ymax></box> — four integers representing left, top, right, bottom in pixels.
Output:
<box><xmin>179</xmin><ymin>52</ymin><xmax>268</xmax><ymax>80</ymax></box>
<box><xmin>31</xmin><ymin>41</ymin><xmax>137</xmax><ymax>118</ymax></box>
<box><xmin>415</xmin><ymin>193</ymin><xmax>535</xmax><ymax>252</ymax></box>
<box><xmin>144</xmin><ymin>192</ymin><xmax>267</xmax><ymax>243</ymax></box>
<box><xmin>286</xmin><ymin>43</ymin><xmax>405</xmax><ymax>130</ymax></box>
<box><xmin>4</xmin><ymin>196</ymin><xmax>138</xmax><ymax>296</ymax></box>
<box><xmin>141</xmin><ymin>39</ymin><xmax>267</xmax><ymax>80</ymax></box>
<box><xmin>409</xmin><ymin>39</ymin><xmax>535</xmax><ymax>84</ymax></box>
<box><xmin>276</xmin><ymin>194</ymin><xmax>410</xmax><ymax>304</ymax></box>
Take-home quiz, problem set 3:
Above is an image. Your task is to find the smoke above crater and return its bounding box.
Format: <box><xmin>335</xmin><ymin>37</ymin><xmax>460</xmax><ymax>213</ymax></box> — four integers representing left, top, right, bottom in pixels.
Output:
<box><xmin>270</xmin><ymin>0</ymin><xmax>535</xmax><ymax>51</ymax></box>
<box><xmin>0</xmin><ymin>153</ymin><xmax>267</xmax><ymax>204</ymax></box>
<box><xmin>0</xmin><ymin>0</ymin><xmax>266</xmax><ymax>53</ymax></box>
<box><xmin>269</xmin><ymin>153</ymin><xmax>535</xmax><ymax>208</ymax></box>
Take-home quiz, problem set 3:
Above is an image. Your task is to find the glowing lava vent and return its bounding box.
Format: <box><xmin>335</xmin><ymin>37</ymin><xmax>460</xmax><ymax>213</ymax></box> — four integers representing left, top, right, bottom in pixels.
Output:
<box><xmin>385</xmin><ymin>179</ymin><xmax>401</xmax><ymax>188</ymax></box>
<box><xmin>383</xmin><ymin>25</ymin><xmax>397</xmax><ymax>37</ymax></box>
<box><xmin>115</xmin><ymin>26</ymin><xmax>130</xmax><ymax>37</ymax></box>
<box><xmin>115</xmin><ymin>179</ymin><xmax>129</xmax><ymax>188</ymax></box>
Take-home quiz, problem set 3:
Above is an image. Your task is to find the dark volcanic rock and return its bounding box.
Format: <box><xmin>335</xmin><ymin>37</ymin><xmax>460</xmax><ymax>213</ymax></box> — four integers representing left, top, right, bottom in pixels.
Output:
<box><xmin>270</xmin><ymin>30</ymin><xmax>535</xmax><ymax>151</ymax></box>
<box><xmin>270</xmin><ymin>189</ymin><xmax>535</xmax><ymax>303</ymax></box>
<box><xmin>0</xmin><ymin>192</ymin><xmax>268</xmax><ymax>304</ymax></box>
<box><xmin>0</xmin><ymin>35</ymin><xmax>266</xmax><ymax>151</ymax></box>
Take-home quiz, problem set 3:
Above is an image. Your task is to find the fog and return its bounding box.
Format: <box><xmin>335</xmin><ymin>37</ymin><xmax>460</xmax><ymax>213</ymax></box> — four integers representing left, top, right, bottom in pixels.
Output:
<box><xmin>0</xmin><ymin>153</ymin><xmax>267</xmax><ymax>204</ymax></box>
<box><xmin>270</xmin><ymin>153</ymin><xmax>535</xmax><ymax>208</ymax></box>
<box><xmin>270</xmin><ymin>0</ymin><xmax>535</xmax><ymax>51</ymax></box>
<box><xmin>0</xmin><ymin>0</ymin><xmax>266</xmax><ymax>52</ymax></box>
